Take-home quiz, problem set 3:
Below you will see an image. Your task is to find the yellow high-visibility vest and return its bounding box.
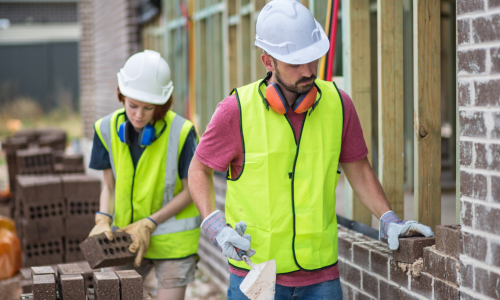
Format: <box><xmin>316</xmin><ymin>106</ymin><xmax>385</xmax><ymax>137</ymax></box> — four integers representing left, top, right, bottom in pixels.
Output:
<box><xmin>95</xmin><ymin>108</ymin><xmax>201</xmax><ymax>259</ymax></box>
<box><xmin>226</xmin><ymin>79</ymin><xmax>343</xmax><ymax>273</ymax></box>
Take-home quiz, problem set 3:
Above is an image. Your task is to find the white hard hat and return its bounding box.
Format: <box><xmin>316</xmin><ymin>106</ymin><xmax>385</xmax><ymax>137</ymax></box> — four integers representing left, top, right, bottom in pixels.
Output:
<box><xmin>117</xmin><ymin>50</ymin><xmax>173</xmax><ymax>105</ymax></box>
<box><xmin>255</xmin><ymin>0</ymin><xmax>329</xmax><ymax>65</ymax></box>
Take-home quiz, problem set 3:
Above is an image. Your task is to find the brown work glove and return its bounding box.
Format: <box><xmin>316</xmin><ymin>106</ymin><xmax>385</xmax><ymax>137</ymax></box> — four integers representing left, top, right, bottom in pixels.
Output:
<box><xmin>88</xmin><ymin>212</ymin><xmax>113</xmax><ymax>241</ymax></box>
<box><xmin>117</xmin><ymin>217</ymin><xmax>157</xmax><ymax>267</ymax></box>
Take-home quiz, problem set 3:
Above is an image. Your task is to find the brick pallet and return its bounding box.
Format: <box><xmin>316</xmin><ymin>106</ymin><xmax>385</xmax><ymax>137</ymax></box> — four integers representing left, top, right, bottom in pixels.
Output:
<box><xmin>15</xmin><ymin>174</ymin><xmax>101</xmax><ymax>267</ymax></box>
<box><xmin>19</xmin><ymin>262</ymin><xmax>144</xmax><ymax>300</ymax></box>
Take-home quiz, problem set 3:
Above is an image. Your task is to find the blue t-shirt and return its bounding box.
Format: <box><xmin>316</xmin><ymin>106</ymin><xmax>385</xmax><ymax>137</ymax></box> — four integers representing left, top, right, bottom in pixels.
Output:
<box><xmin>89</xmin><ymin>125</ymin><xmax>197</xmax><ymax>179</ymax></box>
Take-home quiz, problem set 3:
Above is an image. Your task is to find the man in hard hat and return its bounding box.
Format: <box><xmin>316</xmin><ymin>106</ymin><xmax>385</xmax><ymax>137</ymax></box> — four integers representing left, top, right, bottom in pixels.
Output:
<box><xmin>88</xmin><ymin>50</ymin><xmax>201</xmax><ymax>300</ymax></box>
<box><xmin>189</xmin><ymin>0</ymin><xmax>433</xmax><ymax>298</ymax></box>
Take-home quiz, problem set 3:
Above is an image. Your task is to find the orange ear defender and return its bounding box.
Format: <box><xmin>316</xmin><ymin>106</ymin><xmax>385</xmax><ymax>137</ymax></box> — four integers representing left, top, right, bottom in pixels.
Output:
<box><xmin>260</xmin><ymin>72</ymin><xmax>321</xmax><ymax>115</ymax></box>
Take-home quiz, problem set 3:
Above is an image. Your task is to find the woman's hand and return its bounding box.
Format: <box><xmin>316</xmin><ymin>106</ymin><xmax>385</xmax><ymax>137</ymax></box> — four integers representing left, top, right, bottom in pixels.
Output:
<box><xmin>88</xmin><ymin>212</ymin><xmax>113</xmax><ymax>241</ymax></box>
<box><xmin>117</xmin><ymin>217</ymin><xmax>157</xmax><ymax>267</ymax></box>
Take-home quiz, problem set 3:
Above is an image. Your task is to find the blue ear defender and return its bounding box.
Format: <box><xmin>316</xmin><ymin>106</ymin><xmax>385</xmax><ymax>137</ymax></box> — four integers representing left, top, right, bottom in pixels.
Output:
<box><xmin>117</xmin><ymin>115</ymin><xmax>167</xmax><ymax>147</ymax></box>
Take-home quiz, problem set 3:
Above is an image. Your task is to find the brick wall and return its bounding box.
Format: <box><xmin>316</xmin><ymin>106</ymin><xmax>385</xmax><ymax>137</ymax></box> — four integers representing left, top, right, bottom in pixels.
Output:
<box><xmin>457</xmin><ymin>0</ymin><xmax>500</xmax><ymax>299</ymax></box>
<box><xmin>0</xmin><ymin>3</ymin><xmax>77</xmax><ymax>24</ymax></box>
<box><xmin>79</xmin><ymin>0</ymin><xmax>140</xmax><ymax>138</ymax></box>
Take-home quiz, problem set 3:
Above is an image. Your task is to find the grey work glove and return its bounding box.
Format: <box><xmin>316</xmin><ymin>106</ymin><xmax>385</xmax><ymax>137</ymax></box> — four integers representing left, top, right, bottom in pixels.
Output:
<box><xmin>201</xmin><ymin>210</ymin><xmax>255</xmax><ymax>261</ymax></box>
<box><xmin>379</xmin><ymin>211</ymin><xmax>434</xmax><ymax>250</ymax></box>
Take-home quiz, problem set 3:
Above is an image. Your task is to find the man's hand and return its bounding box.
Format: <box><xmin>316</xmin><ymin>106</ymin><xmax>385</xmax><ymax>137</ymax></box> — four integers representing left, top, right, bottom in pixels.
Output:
<box><xmin>379</xmin><ymin>211</ymin><xmax>434</xmax><ymax>250</ymax></box>
<box><xmin>201</xmin><ymin>210</ymin><xmax>255</xmax><ymax>261</ymax></box>
<box><xmin>89</xmin><ymin>212</ymin><xmax>113</xmax><ymax>241</ymax></box>
<box><xmin>117</xmin><ymin>217</ymin><xmax>157</xmax><ymax>267</ymax></box>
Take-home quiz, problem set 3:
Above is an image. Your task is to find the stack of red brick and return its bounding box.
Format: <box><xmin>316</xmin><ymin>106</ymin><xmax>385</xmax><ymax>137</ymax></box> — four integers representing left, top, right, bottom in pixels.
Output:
<box><xmin>2</xmin><ymin>128</ymin><xmax>85</xmax><ymax>198</ymax></box>
<box><xmin>337</xmin><ymin>224</ymin><xmax>465</xmax><ymax>300</ymax></box>
<box><xmin>19</xmin><ymin>262</ymin><xmax>150</xmax><ymax>300</ymax></box>
<box><xmin>15</xmin><ymin>174</ymin><xmax>100</xmax><ymax>267</ymax></box>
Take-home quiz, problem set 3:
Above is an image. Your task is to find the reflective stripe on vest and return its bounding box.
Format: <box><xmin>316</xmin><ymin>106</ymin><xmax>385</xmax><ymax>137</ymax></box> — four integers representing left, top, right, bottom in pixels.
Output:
<box><xmin>95</xmin><ymin>109</ymin><xmax>201</xmax><ymax>259</ymax></box>
<box><xmin>153</xmin><ymin>114</ymin><xmax>201</xmax><ymax>236</ymax></box>
<box><xmin>225</xmin><ymin>79</ymin><xmax>343</xmax><ymax>274</ymax></box>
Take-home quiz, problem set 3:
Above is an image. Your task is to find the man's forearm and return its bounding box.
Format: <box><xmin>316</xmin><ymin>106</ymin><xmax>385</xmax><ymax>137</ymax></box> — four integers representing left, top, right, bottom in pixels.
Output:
<box><xmin>188</xmin><ymin>155</ymin><xmax>217</xmax><ymax>219</ymax></box>
<box><xmin>340</xmin><ymin>157</ymin><xmax>392</xmax><ymax>219</ymax></box>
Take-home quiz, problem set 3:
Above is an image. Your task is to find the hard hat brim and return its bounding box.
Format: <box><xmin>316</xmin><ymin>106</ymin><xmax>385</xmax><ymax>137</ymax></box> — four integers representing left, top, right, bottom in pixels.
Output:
<box><xmin>117</xmin><ymin>74</ymin><xmax>173</xmax><ymax>105</ymax></box>
<box><xmin>263</xmin><ymin>38</ymin><xmax>330</xmax><ymax>65</ymax></box>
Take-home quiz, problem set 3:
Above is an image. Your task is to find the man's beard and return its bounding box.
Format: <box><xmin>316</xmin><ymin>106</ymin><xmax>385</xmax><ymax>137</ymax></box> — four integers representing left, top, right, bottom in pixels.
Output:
<box><xmin>274</xmin><ymin>64</ymin><xmax>316</xmax><ymax>95</ymax></box>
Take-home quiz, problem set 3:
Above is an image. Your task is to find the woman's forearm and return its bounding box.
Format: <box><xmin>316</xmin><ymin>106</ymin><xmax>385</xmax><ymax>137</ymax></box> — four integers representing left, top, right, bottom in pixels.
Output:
<box><xmin>99</xmin><ymin>168</ymin><xmax>116</xmax><ymax>215</ymax></box>
<box><xmin>149</xmin><ymin>178</ymin><xmax>194</xmax><ymax>224</ymax></box>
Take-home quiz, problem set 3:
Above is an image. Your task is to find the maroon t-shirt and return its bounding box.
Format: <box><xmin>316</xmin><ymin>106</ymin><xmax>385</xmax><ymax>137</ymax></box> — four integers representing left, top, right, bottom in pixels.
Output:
<box><xmin>196</xmin><ymin>88</ymin><xmax>368</xmax><ymax>287</ymax></box>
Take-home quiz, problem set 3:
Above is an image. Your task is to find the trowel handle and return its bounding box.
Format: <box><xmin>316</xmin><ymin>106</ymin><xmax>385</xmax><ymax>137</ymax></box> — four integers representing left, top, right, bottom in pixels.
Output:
<box><xmin>235</xmin><ymin>247</ymin><xmax>253</xmax><ymax>267</ymax></box>
<box><xmin>235</xmin><ymin>247</ymin><xmax>248</xmax><ymax>259</ymax></box>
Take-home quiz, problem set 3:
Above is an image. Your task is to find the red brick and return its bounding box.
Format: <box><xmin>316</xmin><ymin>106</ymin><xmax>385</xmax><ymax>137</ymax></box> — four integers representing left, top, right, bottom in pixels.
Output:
<box><xmin>65</xmin><ymin>214</ymin><xmax>95</xmax><ymax>236</ymax></box>
<box><xmin>459</xmin><ymin>111</ymin><xmax>487</xmax><ymax>138</ymax></box>
<box><xmin>361</xmin><ymin>271</ymin><xmax>378</xmax><ymax>298</ymax></box>
<box><xmin>490</xmin><ymin>0</ymin><xmax>500</xmax><ymax>8</ymax></box>
<box><xmin>352</xmin><ymin>243</ymin><xmax>372</xmax><ymax>269</ymax></box>
<box><xmin>389</xmin><ymin>260</ymin><xmax>409</xmax><ymax>288</ymax></box>
<box><xmin>491</xmin><ymin>239</ymin><xmax>500</xmax><ymax>268</ymax></box>
<box><xmin>492</xmin><ymin>48</ymin><xmax>500</xmax><ymax>74</ymax></box>
<box><xmin>475</xmin><ymin>143</ymin><xmax>500</xmax><ymax>172</ymax></box>
<box><xmin>33</xmin><ymin>274</ymin><xmax>56</xmax><ymax>299</ymax></box>
<box><xmin>60</xmin><ymin>274</ymin><xmax>85</xmax><ymax>300</ymax></box>
<box><xmin>79</xmin><ymin>232</ymin><xmax>135</xmax><ymax>269</ymax></box>
<box><xmin>344</xmin><ymin>262</ymin><xmax>361</xmax><ymax>288</ymax></box>
<box><xmin>475</xmin><ymin>204</ymin><xmax>500</xmax><ymax>235</ymax></box>
<box><xmin>461</xmin><ymin>232</ymin><xmax>487</xmax><ymax>262</ymax></box>
<box><xmin>460</xmin><ymin>262</ymin><xmax>474</xmax><ymax>290</ymax></box>
<box><xmin>457</xmin><ymin>49</ymin><xmax>486</xmax><ymax>75</ymax></box>
<box><xmin>472</xmin><ymin>15</ymin><xmax>500</xmax><ymax>44</ymax></box>
<box><xmin>338</xmin><ymin>259</ymin><xmax>344</xmax><ymax>277</ymax></box>
<box><xmin>338</xmin><ymin>235</ymin><xmax>355</xmax><ymax>261</ymax></box>
<box><xmin>410</xmin><ymin>272</ymin><xmax>433</xmax><ymax>298</ymax></box>
<box><xmin>474</xmin><ymin>267</ymin><xmax>500</xmax><ymax>299</ymax></box>
<box><xmin>460</xmin><ymin>141</ymin><xmax>473</xmax><ymax>167</ymax></box>
<box><xmin>492</xmin><ymin>176</ymin><xmax>500</xmax><ymax>204</ymax></box>
<box><xmin>435</xmin><ymin>225</ymin><xmax>461</xmax><ymax>259</ymax></box>
<box><xmin>475</xmin><ymin>80</ymin><xmax>500</xmax><ymax>107</ymax></box>
<box><xmin>94</xmin><ymin>271</ymin><xmax>120</xmax><ymax>300</ymax></box>
<box><xmin>434</xmin><ymin>278</ymin><xmax>459</xmax><ymax>300</ymax></box>
<box><xmin>379</xmin><ymin>280</ymin><xmax>401</xmax><ymax>300</ymax></box>
<box><xmin>460</xmin><ymin>171</ymin><xmax>487</xmax><ymax>200</ymax></box>
<box><xmin>370</xmin><ymin>250</ymin><xmax>391</xmax><ymax>277</ymax></box>
<box><xmin>341</xmin><ymin>282</ymin><xmax>355</xmax><ymax>300</ymax></box>
<box><xmin>492</xmin><ymin>112</ymin><xmax>500</xmax><ymax>139</ymax></box>
<box><xmin>423</xmin><ymin>246</ymin><xmax>459</xmax><ymax>285</ymax></box>
<box><xmin>393</xmin><ymin>237</ymin><xmax>435</xmax><ymax>263</ymax></box>
<box><xmin>457</xmin><ymin>0</ymin><xmax>484</xmax><ymax>14</ymax></box>
<box><xmin>115</xmin><ymin>270</ymin><xmax>143</xmax><ymax>300</ymax></box>
<box><xmin>457</xmin><ymin>19</ymin><xmax>471</xmax><ymax>45</ymax></box>
<box><xmin>461</xmin><ymin>200</ymin><xmax>473</xmax><ymax>228</ymax></box>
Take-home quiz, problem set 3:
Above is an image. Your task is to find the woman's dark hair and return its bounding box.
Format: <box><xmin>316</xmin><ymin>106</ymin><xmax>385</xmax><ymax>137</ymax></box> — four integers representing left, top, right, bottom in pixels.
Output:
<box><xmin>117</xmin><ymin>87</ymin><xmax>173</xmax><ymax>121</ymax></box>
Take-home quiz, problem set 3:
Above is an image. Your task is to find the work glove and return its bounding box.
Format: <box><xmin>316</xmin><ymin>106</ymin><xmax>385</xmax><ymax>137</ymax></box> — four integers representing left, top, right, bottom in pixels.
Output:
<box><xmin>88</xmin><ymin>212</ymin><xmax>113</xmax><ymax>241</ymax></box>
<box><xmin>379</xmin><ymin>211</ymin><xmax>434</xmax><ymax>250</ymax></box>
<box><xmin>201</xmin><ymin>210</ymin><xmax>255</xmax><ymax>261</ymax></box>
<box><xmin>117</xmin><ymin>217</ymin><xmax>157</xmax><ymax>267</ymax></box>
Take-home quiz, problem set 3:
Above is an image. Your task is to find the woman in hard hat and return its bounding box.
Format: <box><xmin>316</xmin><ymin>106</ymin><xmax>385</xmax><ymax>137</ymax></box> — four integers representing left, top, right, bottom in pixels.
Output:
<box><xmin>88</xmin><ymin>50</ymin><xmax>201</xmax><ymax>300</ymax></box>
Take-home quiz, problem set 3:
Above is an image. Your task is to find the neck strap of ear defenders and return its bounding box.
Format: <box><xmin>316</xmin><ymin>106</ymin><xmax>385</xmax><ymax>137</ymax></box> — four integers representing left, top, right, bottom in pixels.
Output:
<box><xmin>258</xmin><ymin>71</ymin><xmax>273</xmax><ymax>111</ymax></box>
<box><xmin>257</xmin><ymin>71</ymin><xmax>323</xmax><ymax>115</ymax></box>
<box><xmin>115</xmin><ymin>111</ymin><xmax>168</xmax><ymax>143</ymax></box>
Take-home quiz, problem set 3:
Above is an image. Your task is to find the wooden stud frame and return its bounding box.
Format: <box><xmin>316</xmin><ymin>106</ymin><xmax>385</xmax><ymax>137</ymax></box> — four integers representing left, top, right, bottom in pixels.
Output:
<box><xmin>413</xmin><ymin>0</ymin><xmax>441</xmax><ymax>229</ymax></box>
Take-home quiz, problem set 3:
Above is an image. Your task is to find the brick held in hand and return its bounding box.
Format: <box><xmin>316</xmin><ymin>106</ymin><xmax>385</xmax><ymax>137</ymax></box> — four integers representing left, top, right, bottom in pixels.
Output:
<box><xmin>392</xmin><ymin>236</ymin><xmax>435</xmax><ymax>263</ymax></box>
<box><xmin>79</xmin><ymin>232</ymin><xmax>135</xmax><ymax>269</ymax></box>
<box><xmin>94</xmin><ymin>271</ymin><xmax>120</xmax><ymax>300</ymax></box>
<box><xmin>60</xmin><ymin>274</ymin><xmax>86</xmax><ymax>300</ymax></box>
<box><xmin>435</xmin><ymin>225</ymin><xmax>461</xmax><ymax>259</ymax></box>
<box><xmin>115</xmin><ymin>270</ymin><xmax>143</xmax><ymax>300</ymax></box>
<box><xmin>33</xmin><ymin>274</ymin><xmax>56</xmax><ymax>300</ymax></box>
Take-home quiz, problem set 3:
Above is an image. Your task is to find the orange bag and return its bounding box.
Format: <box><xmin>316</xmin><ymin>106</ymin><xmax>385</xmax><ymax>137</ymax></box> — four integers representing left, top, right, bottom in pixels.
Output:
<box><xmin>0</xmin><ymin>216</ymin><xmax>22</xmax><ymax>280</ymax></box>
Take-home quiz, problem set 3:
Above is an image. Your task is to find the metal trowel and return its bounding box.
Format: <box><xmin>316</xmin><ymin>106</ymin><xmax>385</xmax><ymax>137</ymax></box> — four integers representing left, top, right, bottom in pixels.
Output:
<box><xmin>237</xmin><ymin>249</ymin><xmax>276</xmax><ymax>300</ymax></box>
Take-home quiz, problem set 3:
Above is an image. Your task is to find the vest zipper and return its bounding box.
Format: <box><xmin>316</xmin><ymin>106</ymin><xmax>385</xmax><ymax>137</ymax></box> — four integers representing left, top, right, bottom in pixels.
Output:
<box><xmin>285</xmin><ymin>113</ymin><xmax>308</xmax><ymax>270</ymax></box>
